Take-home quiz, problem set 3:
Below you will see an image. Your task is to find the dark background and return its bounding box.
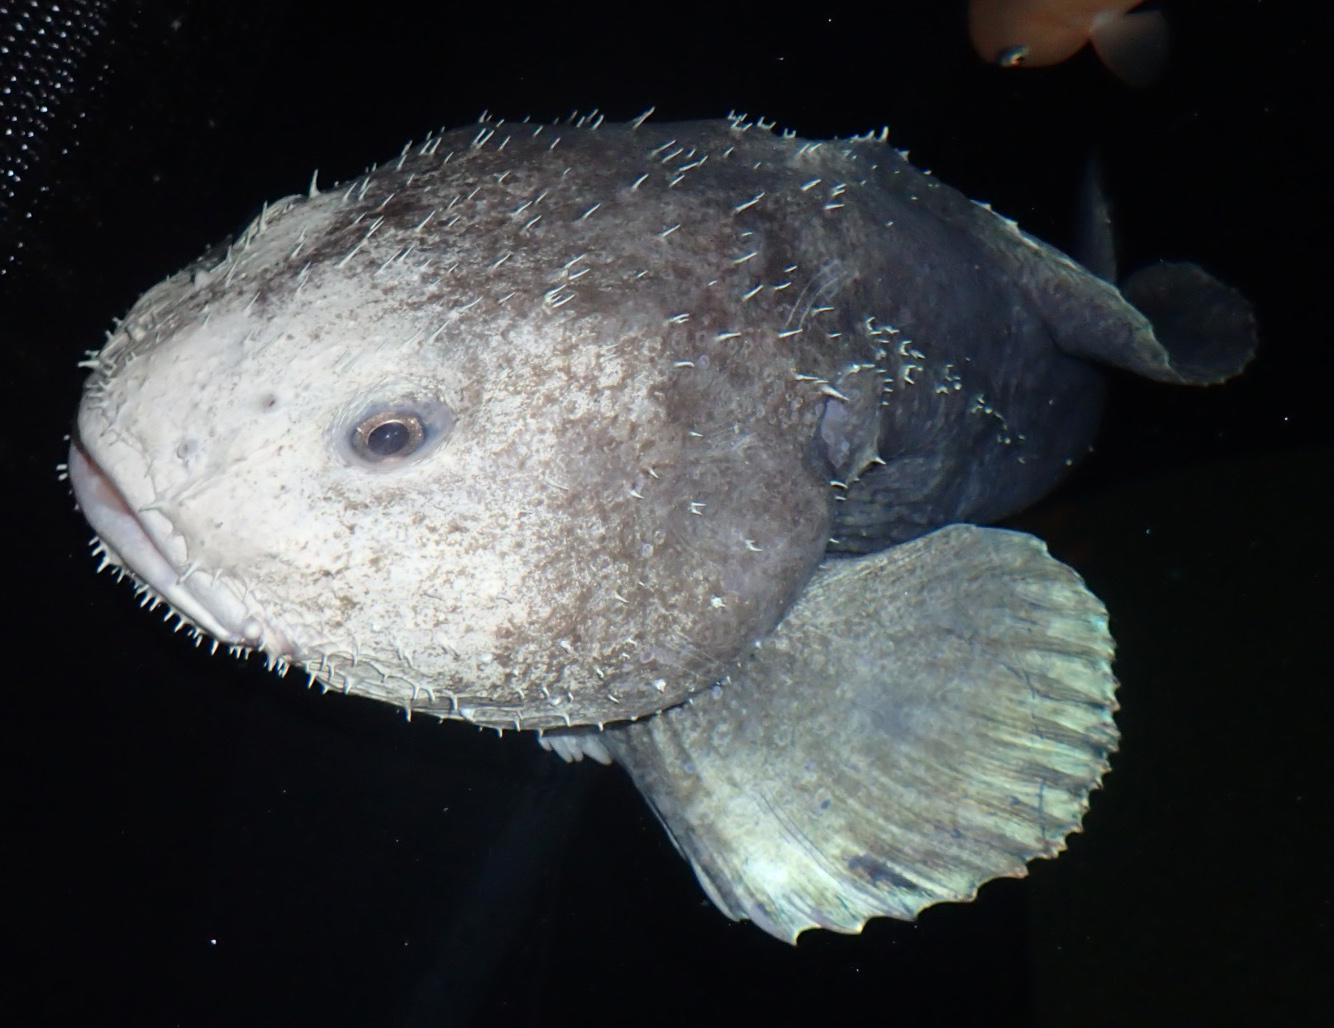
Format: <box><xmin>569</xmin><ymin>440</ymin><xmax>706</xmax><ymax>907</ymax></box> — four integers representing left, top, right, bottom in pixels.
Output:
<box><xmin>2</xmin><ymin>2</ymin><xmax>1328</xmax><ymax>1025</ymax></box>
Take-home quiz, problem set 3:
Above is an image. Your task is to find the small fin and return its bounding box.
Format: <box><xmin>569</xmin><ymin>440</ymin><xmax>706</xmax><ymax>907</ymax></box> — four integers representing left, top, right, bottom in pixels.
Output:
<box><xmin>1118</xmin><ymin>261</ymin><xmax>1258</xmax><ymax>384</ymax></box>
<box><xmin>601</xmin><ymin>525</ymin><xmax>1118</xmax><ymax>942</ymax></box>
<box><xmin>1090</xmin><ymin>8</ymin><xmax>1169</xmax><ymax>87</ymax></box>
<box><xmin>1073</xmin><ymin>154</ymin><xmax>1117</xmax><ymax>282</ymax></box>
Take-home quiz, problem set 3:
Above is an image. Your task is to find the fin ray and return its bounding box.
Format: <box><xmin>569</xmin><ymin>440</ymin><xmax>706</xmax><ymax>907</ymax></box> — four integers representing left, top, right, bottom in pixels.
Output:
<box><xmin>602</xmin><ymin>525</ymin><xmax>1119</xmax><ymax>942</ymax></box>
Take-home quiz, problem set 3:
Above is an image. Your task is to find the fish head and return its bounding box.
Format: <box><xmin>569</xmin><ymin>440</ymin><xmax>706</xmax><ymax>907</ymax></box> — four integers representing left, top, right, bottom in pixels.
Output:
<box><xmin>70</xmin><ymin>126</ymin><xmax>850</xmax><ymax>729</ymax></box>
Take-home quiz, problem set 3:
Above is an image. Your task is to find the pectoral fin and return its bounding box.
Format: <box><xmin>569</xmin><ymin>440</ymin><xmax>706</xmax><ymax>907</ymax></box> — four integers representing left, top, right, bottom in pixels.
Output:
<box><xmin>600</xmin><ymin>525</ymin><xmax>1119</xmax><ymax>943</ymax></box>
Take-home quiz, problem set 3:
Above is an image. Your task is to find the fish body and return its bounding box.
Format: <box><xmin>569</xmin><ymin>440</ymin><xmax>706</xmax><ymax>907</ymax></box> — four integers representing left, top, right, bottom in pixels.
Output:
<box><xmin>69</xmin><ymin>114</ymin><xmax>1253</xmax><ymax>939</ymax></box>
<box><xmin>969</xmin><ymin>0</ymin><xmax>1169</xmax><ymax>85</ymax></box>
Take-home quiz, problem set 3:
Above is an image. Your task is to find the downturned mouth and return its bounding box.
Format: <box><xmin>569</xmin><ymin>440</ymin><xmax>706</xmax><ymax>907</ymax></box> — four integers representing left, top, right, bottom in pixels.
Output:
<box><xmin>67</xmin><ymin>437</ymin><xmax>294</xmax><ymax>658</ymax></box>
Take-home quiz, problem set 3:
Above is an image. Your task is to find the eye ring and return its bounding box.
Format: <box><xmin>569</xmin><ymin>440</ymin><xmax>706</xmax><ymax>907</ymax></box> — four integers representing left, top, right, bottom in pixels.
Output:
<box><xmin>333</xmin><ymin>395</ymin><xmax>455</xmax><ymax>472</ymax></box>
<box><xmin>350</xmin><ymin>410</ymin><xmax>427</xmax><ymax>461</ymax></box>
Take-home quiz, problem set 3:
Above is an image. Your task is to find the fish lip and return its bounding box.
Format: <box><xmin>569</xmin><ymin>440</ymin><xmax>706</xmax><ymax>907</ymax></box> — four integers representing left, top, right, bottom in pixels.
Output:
<box><xmin>67</xmin><ymin>436</ymin><xmax>296</xmax><ymax>660</ymax></box>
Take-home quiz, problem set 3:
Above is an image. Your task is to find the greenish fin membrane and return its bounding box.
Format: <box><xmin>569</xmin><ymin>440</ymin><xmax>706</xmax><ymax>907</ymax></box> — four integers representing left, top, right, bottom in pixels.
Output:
<box><xmin>599</xmin><ymin>525</ymin><xmax>1119</xmax><ymax>943</ymax></box>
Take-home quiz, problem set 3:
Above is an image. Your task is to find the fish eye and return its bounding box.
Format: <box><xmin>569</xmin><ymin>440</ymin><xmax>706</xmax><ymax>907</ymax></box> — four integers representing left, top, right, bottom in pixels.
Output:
<box><xmin>997</xmin><ymin>44</ymin><xmax>1029</xmax><ymax>68</ymax></box>
<box><xmin>352</xmin><ymin>411</ymin><xmax>425</xmax><ymax>460</ymax></box>
<box><xmin>335</xmin><ymin>397</ymin><xmax>455</xmax><ymax>471</ymax></box>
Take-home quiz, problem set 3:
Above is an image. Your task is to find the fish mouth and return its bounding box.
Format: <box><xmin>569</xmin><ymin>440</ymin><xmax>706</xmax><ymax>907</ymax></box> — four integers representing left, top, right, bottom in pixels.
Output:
<box><xmin>67</xmin><ymin>437</ymin><xmax>295</xmax><ymax>660</ymax></box>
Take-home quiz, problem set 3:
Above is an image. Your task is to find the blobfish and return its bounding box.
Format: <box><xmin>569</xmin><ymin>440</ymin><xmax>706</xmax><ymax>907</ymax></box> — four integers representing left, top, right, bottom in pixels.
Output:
<box><xmin>68</xmin><ymin>112</ymin><xmax>1253</xmax><ymax>941</ymax></box>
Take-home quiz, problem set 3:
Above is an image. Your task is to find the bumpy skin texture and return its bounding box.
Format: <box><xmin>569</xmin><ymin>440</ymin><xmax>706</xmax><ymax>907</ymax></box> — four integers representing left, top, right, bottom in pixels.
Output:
<box><xmin>72</xmin><ymin>115</ymin><xmax>1171</xmax><ymax>729</ymax></box>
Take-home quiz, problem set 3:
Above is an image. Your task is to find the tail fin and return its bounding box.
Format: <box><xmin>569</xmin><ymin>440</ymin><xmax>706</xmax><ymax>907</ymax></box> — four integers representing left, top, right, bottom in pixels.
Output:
<box><xmin>1117</xmin><ymin>260</ymin><xmax>1258</xmax><ymax>384</ymax></box>
<box><xmin>1066</xmin><ymin>159</ymin><xmax>1255</xmax><ymax>384</ymax></box>
<box><xmin>1012</xmin><ymin>234</ymin><xmax>1256</xmax><ymax>385</ymax></box>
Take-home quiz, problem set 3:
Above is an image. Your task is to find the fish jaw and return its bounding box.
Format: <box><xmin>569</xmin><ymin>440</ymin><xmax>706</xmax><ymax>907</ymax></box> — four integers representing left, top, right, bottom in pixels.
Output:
<box><xmin>67</xmin><ymin>437</ymin><xmax>297</xmax><ymax>662</ymax></box>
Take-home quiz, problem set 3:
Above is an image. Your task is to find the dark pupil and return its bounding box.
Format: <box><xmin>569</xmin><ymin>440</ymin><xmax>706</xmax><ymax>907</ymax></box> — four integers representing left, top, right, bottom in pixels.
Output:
<box><xmin>367</xmin><ymin>420</ymin><xmax>410</xmax><ymax>455</ymax></box>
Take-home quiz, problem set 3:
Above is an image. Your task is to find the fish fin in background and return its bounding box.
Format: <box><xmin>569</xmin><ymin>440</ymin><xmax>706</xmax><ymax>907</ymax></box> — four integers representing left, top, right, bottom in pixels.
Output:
<box><xmin>1089</xmin><ymin>6</ymin><xmax>1169</xmax><ymax>87</ymax></box>
<box><xmin>1074</xmin><ymin>154</ymin><xmax>1118</xmax><ymax>282</ymax></box>
<box><xmin>599</xmin><ymin>525</ymin><xmax>1118</xmax><ymax>943</ymax></box>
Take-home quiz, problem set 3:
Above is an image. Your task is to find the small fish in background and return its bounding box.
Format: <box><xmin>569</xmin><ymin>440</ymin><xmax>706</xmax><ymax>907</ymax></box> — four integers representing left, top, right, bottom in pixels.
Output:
<box><xmin>969</xmin><ymin>0</ymin><xmax>1169</xmax><ymax>85</ymax></box>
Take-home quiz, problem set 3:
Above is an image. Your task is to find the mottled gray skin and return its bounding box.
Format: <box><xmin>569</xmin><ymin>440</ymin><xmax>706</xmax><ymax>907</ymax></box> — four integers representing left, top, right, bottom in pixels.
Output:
<box><xmin>71</xmin><ymin>114</ymin><xmax>1220</xmax><ymax>732</ymax></box>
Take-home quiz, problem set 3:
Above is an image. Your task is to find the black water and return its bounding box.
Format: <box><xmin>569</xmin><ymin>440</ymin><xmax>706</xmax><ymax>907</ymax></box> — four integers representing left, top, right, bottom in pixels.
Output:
<box><xmin>3</xmin><ymin>2</ymin><xmax>1326</xmax><ymax>1025</ymax></box>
